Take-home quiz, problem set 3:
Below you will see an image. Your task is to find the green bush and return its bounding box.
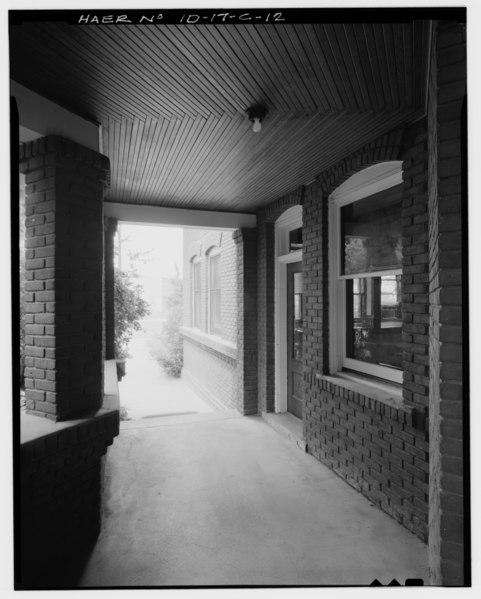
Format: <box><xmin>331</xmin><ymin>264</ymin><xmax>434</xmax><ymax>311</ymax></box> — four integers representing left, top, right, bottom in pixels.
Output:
<box><xmin>154</xmin><ymin>274</ymin><xmax>183</xmax><ymax>377</ymax></box>
<box><xmin>114</xmin><ymin>270</ymin><xmax>150</xmax><ymax>360</ymax></box>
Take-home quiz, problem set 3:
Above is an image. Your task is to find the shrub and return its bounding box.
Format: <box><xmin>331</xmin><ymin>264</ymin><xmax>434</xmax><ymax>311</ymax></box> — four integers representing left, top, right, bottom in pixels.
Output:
<box><xmin>114</xmin><ymin>270</ymin><xmax>150</xmax><ymax>360</ymax></box>
<box><xmin>154</xmin><ymin>273</ymin><xmax>183</xmax><ymax>377</ymax></box>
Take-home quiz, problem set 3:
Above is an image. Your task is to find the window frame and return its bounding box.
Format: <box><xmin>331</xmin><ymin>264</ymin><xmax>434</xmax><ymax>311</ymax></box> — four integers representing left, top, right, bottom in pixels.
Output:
<box><xmin>329</xmin><ymin>162</ymin><xmax>403</xmax><ymax>385</ymax></box>
<box><xmin>207</xmin><ymin>247</ymin><xmax>222</xmax><ymax>336</ymax></box>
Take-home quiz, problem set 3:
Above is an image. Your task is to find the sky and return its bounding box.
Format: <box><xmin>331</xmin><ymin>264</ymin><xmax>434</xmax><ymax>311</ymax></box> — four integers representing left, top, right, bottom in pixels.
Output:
<box><xmin>117</xmin><ymin>223</ymin><xmax>183</xmax><ymax>312</ymax></box>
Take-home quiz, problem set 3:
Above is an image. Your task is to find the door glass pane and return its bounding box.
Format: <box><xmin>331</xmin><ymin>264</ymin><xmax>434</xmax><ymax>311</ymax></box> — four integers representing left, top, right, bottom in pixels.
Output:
<box><xmin>293</xmin><ymin>272</ymin><xmax>303</xmax><ymax>361</ymax></box>
<box><xmin>341</xmin><ymin>185</ymin><xmax>402</xmax><ymax>275</ymax></box>
<box><xmin>346</xmin><ymin>275</ymin><xmax>402</xmax><ymax>369</ymax></box>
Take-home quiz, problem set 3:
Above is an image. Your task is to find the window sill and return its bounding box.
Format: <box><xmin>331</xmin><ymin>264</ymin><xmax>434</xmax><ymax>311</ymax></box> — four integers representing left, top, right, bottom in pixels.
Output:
<box><xmin>180</xmin><ymin>326</ymin><xmax>237</xmax><ymax>361</ymax></box>
<box><xmin>316</xmin><ymin>372</ymin><xmax>414</xmax><ymax>426</ymax></box>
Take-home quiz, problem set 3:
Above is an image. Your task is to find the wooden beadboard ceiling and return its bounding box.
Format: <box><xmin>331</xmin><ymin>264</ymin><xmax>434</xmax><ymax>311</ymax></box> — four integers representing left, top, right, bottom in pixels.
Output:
<box><xmin>10</xmin><ymin>18</ymin><xmax>431</xmax><ymax>213</ymax></box>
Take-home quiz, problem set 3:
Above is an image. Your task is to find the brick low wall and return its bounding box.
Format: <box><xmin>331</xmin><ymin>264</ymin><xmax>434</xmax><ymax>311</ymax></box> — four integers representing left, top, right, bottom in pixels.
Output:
<box><xmin>18</xmin><ymin>396</ymin><xmax>119</xmax><ymax>588</ymax></box>
<box><xmin>306</xmin><ymin>375</ymin><xmax>428</xmax><ymax>542</ymax></box>
<box><xmin>182</xmin><ymin>333</ymin><xmax>238</xmax><ymax>412</ymax></box>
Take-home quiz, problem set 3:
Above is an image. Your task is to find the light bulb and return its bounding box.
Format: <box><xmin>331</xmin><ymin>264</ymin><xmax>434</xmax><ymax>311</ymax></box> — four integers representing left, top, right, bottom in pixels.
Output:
<box><xmin>252</xmin><ymin>117</ymin><xmax>262</xmax><ymax>133</ymax></box>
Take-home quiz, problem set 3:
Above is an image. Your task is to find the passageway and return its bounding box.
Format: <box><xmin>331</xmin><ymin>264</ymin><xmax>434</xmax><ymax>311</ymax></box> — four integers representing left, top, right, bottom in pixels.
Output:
<box><xmin>79</xmin><ymin>411</ymin><xmax>429</xmax><ymax>587</ymax></box>
<box><xmin>118</xmin><ymin>328</ymin><xmax>214</xmax><ymax>420</ymax></box>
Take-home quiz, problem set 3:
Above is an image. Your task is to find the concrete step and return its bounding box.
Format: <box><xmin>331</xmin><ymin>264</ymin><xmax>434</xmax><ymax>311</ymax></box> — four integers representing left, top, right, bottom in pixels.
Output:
<box><xmin>261</xmin><ymin>411</ymin><xmax>306</xmax><ymax>451</ymax></box>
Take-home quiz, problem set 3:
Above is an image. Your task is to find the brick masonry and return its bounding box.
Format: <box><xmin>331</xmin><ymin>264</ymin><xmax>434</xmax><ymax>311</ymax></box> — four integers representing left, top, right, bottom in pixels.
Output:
<box><xmin>427</xmin><ymin>20</ymin><xmax>467</xmax><ymax>586</ymax></box>
<box><xmin>182</xmin><ymin>229</ymin><xmax>238</xmax><ymax>410</ymax></box>
<box><xmin>19</xmin><ymin>136</ymin><xmax>110</xmax><ymax>421</ymax></box>
<box><xmin>183</xmin><ymin>229</ymin><xmax>237</xmax><ymax>343</ymax></box>
<box><xmin>306</xmin><ymin>376</ymin><xmax>427</xmax><ymax>540</ymax></box>
<box><xmin>18</xmin><ymin>411</ymin><xmax>119</xmax><ymax>588</ymax></box>
<box><xmin>298</xmin><ymin>126</ymin><xmax>431</xmax><ymax>543</ymax></box>
<box><xmin>183</xmin><ymin>340</ymin><xmax>238</xmax><ymax>411</ymax></box>
<box><xmin>233</xmin><ymin>228</ymin><xmax>258</xmax><ymax>415</ymax></box>
<box><xmin>17</xmin><ymin>135</ymin><xmax>120</xmax><ymax>588</ymax></box>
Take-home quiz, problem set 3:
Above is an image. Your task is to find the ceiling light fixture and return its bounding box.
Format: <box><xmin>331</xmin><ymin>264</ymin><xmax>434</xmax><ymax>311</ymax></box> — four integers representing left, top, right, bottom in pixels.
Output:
<box><xmin>246</xmin><ymin>105</ymin><xmax>267</xmax><ymax>133</ymax></box>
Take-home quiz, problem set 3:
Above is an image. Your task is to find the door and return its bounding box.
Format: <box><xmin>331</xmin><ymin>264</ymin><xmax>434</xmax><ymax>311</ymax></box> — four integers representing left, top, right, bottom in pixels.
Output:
<box><xmin>286</xmin><ymin>262</ymin><xmax>303</xmax><ymax>419</ymax></box>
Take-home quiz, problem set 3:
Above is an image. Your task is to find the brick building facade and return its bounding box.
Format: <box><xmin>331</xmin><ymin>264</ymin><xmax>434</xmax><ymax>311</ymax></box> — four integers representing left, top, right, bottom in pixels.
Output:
<box><xmin>181</xmin><ymin>229</ymin><xmax>239</xmax><ymax>411</ymax></box>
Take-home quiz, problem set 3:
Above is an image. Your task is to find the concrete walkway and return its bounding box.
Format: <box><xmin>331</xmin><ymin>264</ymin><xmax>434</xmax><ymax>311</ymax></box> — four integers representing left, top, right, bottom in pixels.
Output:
<box><xmin>119</xmin><ymin>330</ymin><xmax>214</xmax><ymax>420</ymax></box>
<box><xmin>79</xmin><ymin>411</ymin><xmax>430</xmax><ymax>587</ymax></box>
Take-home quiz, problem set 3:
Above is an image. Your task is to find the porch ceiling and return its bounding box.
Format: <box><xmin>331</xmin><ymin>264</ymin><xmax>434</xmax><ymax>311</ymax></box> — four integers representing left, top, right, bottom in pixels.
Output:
<box><xmin>10</xmin><ymin>16</ymin><xmax>431</xmax><ymax>213</ymax></box>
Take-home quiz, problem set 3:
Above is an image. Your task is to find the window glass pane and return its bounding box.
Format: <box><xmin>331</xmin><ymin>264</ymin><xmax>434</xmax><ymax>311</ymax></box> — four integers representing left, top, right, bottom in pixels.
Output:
<box><xmin>346</xmin><ymin>275</ymin><xmax>402</xmax><ymax>370</ymax></box>
<box><xmin>341</xmin><ymin>185</ymin><xmax>402</xmax><ymax>275</ymax></box>
<box><xmin>293</xmin><ymin>272</ymin><xmax>303</xmax><ymax>360</ymax></box>
<box><xmin>210</xmin><ymin>289</ymin><xmax>221</xmax><ymax>335</ymax></box>
<box><xmin>193</xmin><ymin>261</ymin><xmax>201</xmax><ymax>291</ymax></box>
<box><xmin>289</xmin><ymin>227</ymin><xmax>303</xmax><ymax>252</ymax></box>
<box><xmin>210</xmin><ymin>254</ymin><xmax>220</xmax><ymax>289</ymax></box>
<box><xmin>209</xmin><ymin>254</ymin><xmax>221</xmax><ymax>334</ymax></box>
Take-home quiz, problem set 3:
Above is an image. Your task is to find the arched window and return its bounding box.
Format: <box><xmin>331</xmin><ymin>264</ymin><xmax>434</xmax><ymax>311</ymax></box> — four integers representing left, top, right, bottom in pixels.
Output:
<box><xmin>190</xmin><ymin>256</ymin><xmax>201</xmax><ymax>329</ymax></box>
<box><xmin>329</xmin><ymin>162</ymin><xmax>403</xmax><ymax>384</ymax></box>
<box><xmin>207</xmin><ymin>247</ymin><xmax>221</xmax><ymax>336</ymax></box>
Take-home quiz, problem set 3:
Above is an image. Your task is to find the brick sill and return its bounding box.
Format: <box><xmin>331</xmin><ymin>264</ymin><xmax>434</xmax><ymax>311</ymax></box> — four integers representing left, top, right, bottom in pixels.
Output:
<box><xmin>180</xmin><ymin>326</ymin><xmax>237</xmax><ymax>361</ymax></box>
<box><xmin>21</xmin><ymin>360</ymin><xmax>120</xmax><ymax>446</ymax></box>
<box><xmin>316</xmin><ymin>373</ymin><xmax>413</xmax><ymax>426</ymax></box>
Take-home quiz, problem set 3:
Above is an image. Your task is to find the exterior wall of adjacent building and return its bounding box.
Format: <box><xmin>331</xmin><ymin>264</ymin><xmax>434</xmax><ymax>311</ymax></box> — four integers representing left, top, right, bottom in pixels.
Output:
<box><xmin>181</xmin><ymin>229</ymin><xmax>239</xmax><ymax>411</ymax></box>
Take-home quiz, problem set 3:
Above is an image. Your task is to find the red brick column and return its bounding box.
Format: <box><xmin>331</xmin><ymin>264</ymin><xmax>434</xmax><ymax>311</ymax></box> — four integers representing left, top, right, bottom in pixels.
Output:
<box><xmin>428</xmin><ymin>20</ymin><xmax>467</xmax><ymax>586</ymax></box>
<box><xmin>256</xmin><ymin>218</ymin><xmax>275</xmax><ymax>413</ymax></box>
<box><xmin>104</xmin><ymin>217</ymin><xmax>117</xmax><ymax>361</ymax></box>
<box><xmin>19</xmin><ymin>136</ymin><xmax>110</xmax><ymax>421</ymax></box>
<box><xmin>233</xmin><ymin>228</ymin><xmax>258</xmax><ymax>415</ymax></box>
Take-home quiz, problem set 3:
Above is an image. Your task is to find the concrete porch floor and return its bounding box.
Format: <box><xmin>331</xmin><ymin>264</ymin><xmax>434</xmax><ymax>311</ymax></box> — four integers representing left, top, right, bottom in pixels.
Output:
<box><xmin>79</xmin><ymin>410</ymin><xmax>429</xmax><ymax>587</ymax></box>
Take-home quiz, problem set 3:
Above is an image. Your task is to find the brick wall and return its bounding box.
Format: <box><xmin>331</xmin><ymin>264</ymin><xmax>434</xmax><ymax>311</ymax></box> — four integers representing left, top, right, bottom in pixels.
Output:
<box><xmin>182</xmin><ymin>339</ymin><xmax>238</xmax><ymax>411</ymax></box>
<box><xmin>401</xmin><ymin>119</ymin><xmax>431</xmax><ymax>422</ymax></box>
<box><xmin>182</xmin><ymin>228</ymin><xmax>238</xmax><ymax>410</ymax></box>
<box><xmin>183</xmin><ymin>229</ymin><xmax>237</xmax><ymax>343</ymax></box>
<box><xmin>256</xmin><ymin>220</ymin><xmax>275</xmax><ymax>413</ymax></box>
<box><xmin>18</xmin><ymin>411</ymin><xmax>119</xmax><ymax>588</ymax></box>
<box><xmin>298</xmin><ymin>126</ymin><xmax>430</xmax><ymax>542</ymax></box>
<box><xmin>302</xmin><ymin>181</ymin><xmax>329</xmax><ymax>384</ymax></box>
<box><xmin>19</xmin><ymin>136</ymin><xmax>110</xmax><ymax>421</ymax></box>
<box><xmin>428</xmin><ymin>20</ymin><xmax>467</xmax><ymax>586</ymax></box>
<box><xmin>306</xmin><ymin>376</ymin><xmax>427</xmax><ymax>539</ymax></box>
<box><xmin>17</xmin><ymin>135</ymin><xmax>119</xmax><ymax>587</ymax></box>
<box><xmin>233</xmin><ymin>228</ymin><xmax>258</xmax><ymax>415</ymax></box>
<box><xmin>250</xmin><ymin>125</ymin><xmax>434</xmax><ymax>542</ymax></box>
